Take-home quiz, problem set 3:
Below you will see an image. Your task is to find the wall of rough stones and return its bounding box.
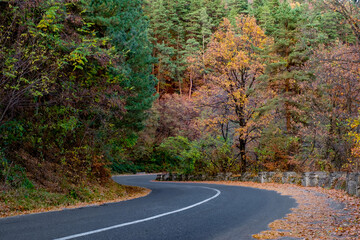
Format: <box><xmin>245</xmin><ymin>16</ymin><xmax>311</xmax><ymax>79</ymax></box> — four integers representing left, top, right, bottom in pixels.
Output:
<box><xmin>155</xmin><ymin>172</ymin><xmax>360</xmax><ymax>197</ymax></box>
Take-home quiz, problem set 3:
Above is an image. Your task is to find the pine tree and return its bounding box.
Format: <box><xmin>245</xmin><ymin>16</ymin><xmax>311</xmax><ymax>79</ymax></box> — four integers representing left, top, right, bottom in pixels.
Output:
<box><xmin>249</xmin><ymin>0</ymin><xmax>266</xmax><ymax>20</ymax></box>
<box><xmin>184</xmin><ymin>38</ymin><xmax>202</xmax><ymax>98</ymax></box>
<box><xmin>145</xmin><ymin>0</ymin><xmax>176</xmax><ymax>94</ymax></box>
<box><xmin>167</xmin><ymin>0</ymin><xmax>188</xmax><ymax>95</ymax></box>
<box><xmin>205</xmin><ymin>0</ymin><xmax>227</xmax><ymax>29</ymax></box>
<box><xmin>146</xmin><ymin>0</ymin><xmax>172</xmax><ymax>43</ymax></box>
<box><xmin>144</xmin><ymin>0</ymin><xmax>227</xmax><ymax>96</ymax></box>
<box><xmin>199</xmin><ymin>7</ymin><xmax>214</xmax><ymax>51</ymax></box>
<box><xmin>184</xmin><ymin>4</ymin><xmax>213</xmax><ymax>68</ymax></box>
<box><xmin>185</xmin><ymin>0</ymin><xmax>203</xmax><ymax>42</ymax></box>
<box><xmin>226</xmin><ymin>0</ymin><xmax>249</xmax><ymax>23</ymax></box>
<box><xmin>262</xmin><ymin>0</ymin><xmax>311</xmax><ymax>133</ymax></box>
<box><xmin>87</xmin><ymin>0</ymin><xmax>156</xmax><ymax>132</ymax></box>
<box><xmin>155</xmin><ymin>43</ymin><xmax>177</xmax><ymax>94</ymax></box>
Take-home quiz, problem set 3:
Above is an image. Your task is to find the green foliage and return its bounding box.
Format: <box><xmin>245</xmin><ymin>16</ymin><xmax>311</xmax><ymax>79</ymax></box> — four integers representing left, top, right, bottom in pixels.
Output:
<box><xmin>111</xmin><ymin>161</ymin><xmax>138</xmax><ymax>174</ymax></box>
<box><xmin>156</xmin><ymin>136</ymin><xmax>191</xmax><ymax>172</ymax></box>
<box><xmin>86</xmin><ymin>0</ymin><xmax>156</xmax><ymax>132</ymax></box>
<box><xmin>144</xmin><ymin>0</ymin><xmax>235</xmax><ymax>95</ymax></box>
<box><xmin>0</xmin><ymin>0</ymin><xmax>155</xmax><ymax>192</ymax></box>
<box><xmin>306</xmin><ymin>10</ymin><xmax>356</xmax><ymax>44</ymax></box>
<box><xmin>191</xmin><ymin>136</ymin><xmax>237</xmax><ymax>174</ymax></box>
<box><xmin>226</xmin><ymin>0</ymin><xmax>249</xmax><ymax>23</ymax></box>
<box><xmin>0</xmin><ymin>152</ymin><xmax>34</xmax><ymax>189</ymax></box>
<box><xmin>0</xmin><ymin>121</ymin><xmax>25</xmax><ymax>147</ymax></box>
<box><xmin>155</xmin><ymin>136</ymin><xmax>237</xmax><ymax>174</ymax></box>
<box><xmin>254</xmin><ymin>125</ymin><xmax>300</xmax><ymax>172</ymax></box>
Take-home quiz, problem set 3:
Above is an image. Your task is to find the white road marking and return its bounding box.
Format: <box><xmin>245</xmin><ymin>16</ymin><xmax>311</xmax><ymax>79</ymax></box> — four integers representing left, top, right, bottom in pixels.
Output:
<box><xmin>54</xmin><ymin>186</ymin><xmax>221</xmax><ymax>240</ymax></box>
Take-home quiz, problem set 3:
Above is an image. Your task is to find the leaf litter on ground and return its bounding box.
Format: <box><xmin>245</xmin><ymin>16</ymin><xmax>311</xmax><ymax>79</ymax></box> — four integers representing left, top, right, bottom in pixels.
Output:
<box><xmin>177</xmin><ymin>180</ymin><xmax>360</xmax><ymax>239</ymax></box>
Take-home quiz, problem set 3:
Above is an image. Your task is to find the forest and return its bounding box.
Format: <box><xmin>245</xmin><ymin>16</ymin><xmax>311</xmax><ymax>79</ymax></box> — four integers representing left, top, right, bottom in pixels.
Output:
<box><xmin>0</xmin><ymin>0</ymin><xmax>359</xmax><ymax>205</ymax></box>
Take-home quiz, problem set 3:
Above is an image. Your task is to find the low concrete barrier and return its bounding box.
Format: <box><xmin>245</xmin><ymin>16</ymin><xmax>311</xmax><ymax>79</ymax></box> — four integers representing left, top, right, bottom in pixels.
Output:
<box><xmin>156</xmin><ymin>171</ymin><xmax>360</xmax><ymax>197</ymax></box>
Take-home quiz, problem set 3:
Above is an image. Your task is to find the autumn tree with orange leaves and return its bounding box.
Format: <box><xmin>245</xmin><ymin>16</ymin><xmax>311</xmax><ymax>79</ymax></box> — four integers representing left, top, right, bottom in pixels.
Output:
<box><xmin>195</xmin><ymin>16</ymin><xmax>270</xmax><ymax>172</ymax></box>
<box><xmin>301</xmin><ymin>44</ymin><xmax>360</xmax><ymax>171</ymax></box>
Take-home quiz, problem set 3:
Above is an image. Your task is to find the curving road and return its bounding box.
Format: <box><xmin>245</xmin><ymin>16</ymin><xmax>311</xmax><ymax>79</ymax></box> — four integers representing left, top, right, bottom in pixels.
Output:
<box><xmin>0</xmin><ymin>175</ymin><xmax>296</xmax><ymax>240</ymax></box>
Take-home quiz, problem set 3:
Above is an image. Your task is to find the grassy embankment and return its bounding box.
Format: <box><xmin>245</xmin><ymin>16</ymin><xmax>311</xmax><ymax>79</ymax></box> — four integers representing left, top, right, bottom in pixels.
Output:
<box><xmin>0</xmin><ymin>180</ymin><xmax>150</xmax><ymax>218</ymax></box>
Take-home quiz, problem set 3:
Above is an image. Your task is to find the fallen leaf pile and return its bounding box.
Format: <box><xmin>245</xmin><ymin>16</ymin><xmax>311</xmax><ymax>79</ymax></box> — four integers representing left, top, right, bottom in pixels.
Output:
<box><xmin>179</xmin><ymin>181</ymin><xmax>360</xmax><ymax>239</ymax></box>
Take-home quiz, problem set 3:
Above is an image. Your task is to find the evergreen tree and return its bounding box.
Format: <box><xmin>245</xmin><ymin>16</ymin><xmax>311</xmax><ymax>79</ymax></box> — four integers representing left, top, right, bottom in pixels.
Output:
<box><xmin>155</xmin><ymin>43</ymin><xmax>177</xmax><ymax>94</ymax></box>
<box><xmin>262</xmin><ymin>1</ymin><xmax>311</xmax><ymax>133</ymax></box>
<box><xmin>226</xmin><ymin>0</ymin><xmax>249</xmax><ymax>23</ymax></box>
<box><xmin>199</xmin><ymin>7</ymin><xmax>214</xmax><ymax>50</ymax></box>
<box><xmin>146</xmin><ymin>0</ymin><xmax>172</xmax><ymax>43</ymax></box>
<box><xmin>205</xmin><ymin>0</ymin><xmax>227</xmax><ymax>29</ymax></box>
<box><xmin>145</xmin><ymin>0</ymin><xmax>176</xmax><ymax>94</ymax></box>
<box><xmin>144</xmin><ymin>0</ymin><xmax>228</xmax><ymax>96</ymax></box>
<box><xmin>185</xmin><ymin>4</ymin><xmax>213</xmax><ymax>51</ymax></box>
<box><xmin>168</xmin><ymin>0</ymin><xmax>188</xmax><ymax>95</ymax></box>
<box><xmin>86</xmin><ymin>0</ymin><xmax>156</xmax><ymax>132</ymax></box>
<box><xmin>249</xmin><ymin>0</ymin><xmax>266</xmax><ymax>20</ymax></box>
<box><xmin>185</xmin><ymin>1</ymin><xmax>203</xmax><ymax>42</ymax></box>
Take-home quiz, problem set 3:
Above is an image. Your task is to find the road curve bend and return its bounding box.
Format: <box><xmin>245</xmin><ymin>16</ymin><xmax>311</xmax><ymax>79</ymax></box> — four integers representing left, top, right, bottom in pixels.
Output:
<box><xmin>0</xmin><ymin>175</ymin><xmax>296</xmax><ymax>240</ymax></box>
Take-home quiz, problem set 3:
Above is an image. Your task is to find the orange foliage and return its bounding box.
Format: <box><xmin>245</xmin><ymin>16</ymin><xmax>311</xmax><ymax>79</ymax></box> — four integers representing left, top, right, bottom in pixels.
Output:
<box><xmin>194</xmin><ymin>16</ymin><xmax>272</xmax><ymax>172</ymax></box>
<box><xmin>305</xmin><ymin>43</ymin><xmax>360</xmax><ymax>171</ymax></box>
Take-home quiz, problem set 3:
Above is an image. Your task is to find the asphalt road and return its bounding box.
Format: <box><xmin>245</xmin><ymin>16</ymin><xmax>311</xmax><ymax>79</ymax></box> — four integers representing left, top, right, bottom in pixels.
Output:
<box><xmin>0</xmin><ymin>175</ymin><xmax>296</xmax><ymax>240</ymax></box>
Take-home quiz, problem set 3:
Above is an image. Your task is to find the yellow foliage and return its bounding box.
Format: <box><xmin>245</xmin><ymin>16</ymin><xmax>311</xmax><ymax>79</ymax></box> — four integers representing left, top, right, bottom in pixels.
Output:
<box><xmin>37</xmin><ymin>5</ymin><xmax>60</xmax><ymax>32</ymax></box>
<box><xmin>196</xmin><ymin>15</ymin><xmax>271</xmax><ymax>148</ymax></box>
<box><xmin>348</xmin><ymin>114</ymin><xmax>360</xmax><ymax>171</ymax></box>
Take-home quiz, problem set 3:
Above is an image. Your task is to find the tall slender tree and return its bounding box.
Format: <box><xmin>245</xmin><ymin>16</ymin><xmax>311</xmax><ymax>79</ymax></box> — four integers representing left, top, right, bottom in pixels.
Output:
<box><xmin>262</xmin><ymin>0</ymin><xmax>310</xmax><ymax>133</ymax></box>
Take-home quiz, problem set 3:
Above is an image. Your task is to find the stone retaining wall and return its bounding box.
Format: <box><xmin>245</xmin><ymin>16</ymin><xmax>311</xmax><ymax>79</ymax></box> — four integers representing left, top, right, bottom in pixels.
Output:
<box><xmin>156</xmin><ymin>171</ymin><xmax>360</xmax><ymax>197</ymax></box>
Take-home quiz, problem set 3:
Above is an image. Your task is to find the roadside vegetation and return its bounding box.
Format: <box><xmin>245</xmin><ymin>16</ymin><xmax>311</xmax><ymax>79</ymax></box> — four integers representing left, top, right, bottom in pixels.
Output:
<box><xmin>0</xmin><ymin>181</ymin><xmax>149</xmax><ymax>217</ymax></box>
<box><xmin>0</xmin><ymin>0</ymin><xmax>155</xmax><ymax>213</ymax></box>
<box><xmin>0</xmin><ymin>0</ymin><xmax>359</xmax><ymax>216</ymax></box>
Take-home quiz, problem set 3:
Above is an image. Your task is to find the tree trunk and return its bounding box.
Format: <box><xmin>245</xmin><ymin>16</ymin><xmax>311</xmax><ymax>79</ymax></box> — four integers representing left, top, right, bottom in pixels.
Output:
<box><xmin>179</xmin><ymin>78</ymin><xmax>182</xmax><ymax>96</ymax></box>
<box><xmin>157</xmin><ymin>60</ymin><xmax>161</xmax><ymax>94</ymax></box>
<box><xmin>285</xmin><ymin>78</ymin><xmax>291</xmax><ymax>132</ymax></box>
<box><xmin>239</xmin><ymin>138</ymin><xmax>247</xmax><ymax>173</ymax></box>
<box><xmin>188</xmin><ymin>74</ymin><xmax>193</xmax><ymax>99</ymax></box>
